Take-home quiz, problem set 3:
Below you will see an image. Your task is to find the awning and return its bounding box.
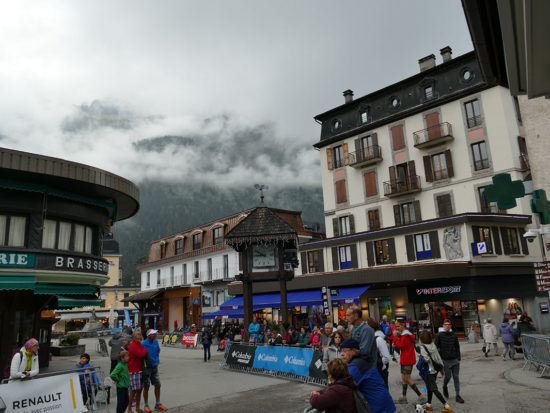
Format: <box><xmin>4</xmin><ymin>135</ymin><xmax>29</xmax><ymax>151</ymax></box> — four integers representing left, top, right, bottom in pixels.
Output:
<box><xmin>56</xmin><ymin>295</ymin><xmax>102</xmax><ymax>308</ymax></box>
<box><xmin>122</xmin><ymin>288</ymin><xmax>164</xmax><ymax>302</ymax></box>
<box><xmin>35</xmin><ymin>284</ymin><xmax>96</xmax><ymax>295</ymax></box>
<box><xmin>220</xmin><ymin>286</ymin><xmax>370</xmax><ymax>310</ymax></box>
<box><xmin>0</xmin><ymin>276</ymin><xmax>35</xmax><ymax>291</ymax></box>
<box><xmin>202</xmin><ymin>308</ymin><xmax>244</xmax><ymax>319</ymax></box>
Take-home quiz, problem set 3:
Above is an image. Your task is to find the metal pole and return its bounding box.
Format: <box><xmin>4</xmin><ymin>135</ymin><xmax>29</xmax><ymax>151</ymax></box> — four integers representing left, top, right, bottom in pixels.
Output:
<box><xmin>280</xmin><ymin>277</ymin><xmax>288</xmax><ymax>325</ymax></box>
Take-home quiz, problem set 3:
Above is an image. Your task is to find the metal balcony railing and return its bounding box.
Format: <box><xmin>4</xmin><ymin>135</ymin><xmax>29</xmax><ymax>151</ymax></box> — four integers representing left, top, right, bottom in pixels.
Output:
<box><xmin>413</xmin><ymin>122</ymin><xmax>453</xmax><ymax>147</ymax></box>
<box><xmin>349</xmin><ymin>145</ymin><xmax>382</xmax><ymax>166</ymax></box>
<box><xmin>383</xmin><ymin>175</ymin><xmax>421</xmax><ymax>197</ymax></box>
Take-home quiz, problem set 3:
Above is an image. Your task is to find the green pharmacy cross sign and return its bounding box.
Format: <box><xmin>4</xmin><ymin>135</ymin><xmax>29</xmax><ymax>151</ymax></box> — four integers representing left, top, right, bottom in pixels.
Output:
<box><xmin>531</xmin><ymin>189</ymin><xmax>550</xmax><ymax>225</ymax></box>
<box><xmin>484</xmin><ymin>173</ymin><xmax>525</xmax><ymax>210</ymax></box>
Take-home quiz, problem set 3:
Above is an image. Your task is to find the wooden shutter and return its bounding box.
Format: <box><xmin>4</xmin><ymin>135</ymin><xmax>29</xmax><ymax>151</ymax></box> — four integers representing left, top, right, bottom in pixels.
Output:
<box><xmin>425</xmin><ymin>112</ymin><xmax>441</xmax><ymax>140</ymax></box>
<box><xmin>429</xmin><ymin>231</ymin><xmax>441</xmax><ymax>258</ymax></box>
<box><xmin>413</xmin><ymin>200</ymin><xmax>422</xmax><ymax>222</ymax></box>
<box><xmin>350</xmin><ymin>244</ymin><xmax>358</xmax><ymax>268</ymax></box>
<box><xmin>343</xmin><ymin>143</ymin><xmax>349</xmax><ymax>166</ymax></box>
<box><xmin>388</xmin><ymin>238</ymin><xmax>397</xmax><ymax>264</ymax></box>
<box><xmin>444</xmin><ymin>150</ymin><xmax>454</xmax><ymax>178</ymax></box>
<box><xmin>436</xmin><ymin>194</ymin><xmax>453</xmax><ymax>217</ymax></box>
<box><xmin>423</xmin><ymin>155</ymin><xmax>434</xmax><ymax>182</ymax></box>
<box><xmin>336</xmin><ymin>180</ymin><xmax>347</xmax><ymax>204</ymax></box>
<box><xmin>300</xmin><ymin>252</ymin><xmax>307</xmax><ymax>274</ymax></box>
<box><xmin>408</xmin><ymin>160</ymin><xmax>416</xmax><ymax>180</ymax></box>
<box><xmin>472</xmin><ymin>226</ymin><xmax>481</xmax><ymax>242</ymax></box>
<box><xmin>326</xmin><ymin>148</ymin><xmax>334</xmax><ymax>170</ymax></box>
<box><xmin>333</xmin><ymin>218</ymin><xmax>340</xmax><ymax>237</ymax></box>
<box><xmin>364</xmin><ymin>171</ymin><xmax>377</xmax><ymax>197</ymax></box>
<box><xmin>391</xmin><ymin>125</ymin><xmax>405</xmax><ymax>150</ymax></box>
<box><xmin>405</xmin><ymin>235</ymin><xmax>416</xmax><ymax>262</ymax></box>
<box><xmin>368</xmin><ymin>210</ymin><xmax>380</xmax><ymax>230</ymax></box>
<box><xmin>519</xmin><ymin>228</ymin><xmax>529</xmax><ymax>255</ymax></box>
<box><xmin>317</xmin><ymin>249</ymin><xmax>325</xmax><ymax>272</ymax></box>
<box><xmin>366</xmin><ymin>242</ymin><xmax>375</xmax><ymax>267</ymax></box>
<box><xmin>371</xmin><ymin>133</ymin><xmax>378</xmax><ymax>148</ymax></box>
<box><xmin>500</xmin><ymin>227</ymin><xmax>511</xmax><ymax>255</ymax></box>
<box><xmin>492</xmin><ymin>227</ymin><xmax>502</xmax><ymax>255</ymax></box>
<box><xmin>349</xmin><ymin>214</ymin><xmax>355</xmax><ymax>234</ymax></box>
<box><xmin>393</xmin><ymin>205</ymin><xmax>402</xmax><ymax>226</ymax></box>
<box><xmin>331</xmin><ymin>247</ymin><xmax>339</xmax><ymax>271</ymax></box>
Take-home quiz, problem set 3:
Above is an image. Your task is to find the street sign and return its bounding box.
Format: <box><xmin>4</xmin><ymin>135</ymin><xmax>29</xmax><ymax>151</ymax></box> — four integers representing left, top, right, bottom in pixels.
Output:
<box><xmin>330</xmin><ymin>288</ymin><xmax>339</xmax><ymax>296</ymax></box>
<box><xmin>477</xmin><ymin>242</ymin><xmax>487</xmax><ymax>254</ymax></box>
<box><xmin>533</xmin><ymin>261</ymin><xmax>550</xmax><ymax>292</ymax></box>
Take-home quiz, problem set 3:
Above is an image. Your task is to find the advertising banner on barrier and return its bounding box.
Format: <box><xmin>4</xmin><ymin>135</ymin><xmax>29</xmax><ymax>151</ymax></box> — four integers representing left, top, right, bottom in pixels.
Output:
<box><xmin>0</xmin><ymin>372</ymin><xmax>86</xmax><ymax>412</ymax></box>
<box><xmin>308</xmin><ymin>350</ymin><xmax>325</xmax><ymax>380</ymax></box>
<box><xmin>225</xmin><ymin>344</ymin><xmax>257</xmax><ymax>368</ymax></box>
<box><xmin>181</xmin><ymin>333</ymin><xmax>198</xmax><ymax>346</ymax></box>
<box><xmin>253</xmin><ymin>346</ymin><xmax>314</xmax><ymax>377</ymax></box>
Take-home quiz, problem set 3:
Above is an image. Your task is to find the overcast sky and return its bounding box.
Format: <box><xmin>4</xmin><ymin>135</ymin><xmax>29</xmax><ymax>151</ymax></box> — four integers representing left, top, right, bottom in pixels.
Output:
<box><xmin>0</xmin><ymin>1</ymin><xmax>472</xmax><ymax>187</ymax></box>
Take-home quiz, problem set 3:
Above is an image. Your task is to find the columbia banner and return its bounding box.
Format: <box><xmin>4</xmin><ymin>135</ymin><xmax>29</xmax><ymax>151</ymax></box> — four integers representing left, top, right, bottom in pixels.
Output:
<box><xmin>0</xmin><ymin>372</ymin><xmax>86</xmax><ymax>412</ymax></box>
<box><xmin>225</xmin><ymin>343</ymin><xmax>257</xmax><ymax>368</ymax></box>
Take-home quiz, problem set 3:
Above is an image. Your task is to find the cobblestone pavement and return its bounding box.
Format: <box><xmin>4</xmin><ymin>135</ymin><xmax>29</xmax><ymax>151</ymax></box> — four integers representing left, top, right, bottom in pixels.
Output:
<box><xmin>47</xmin><ymin>338</ymin><xmax>550</xmax><ymax>413</ymax></box>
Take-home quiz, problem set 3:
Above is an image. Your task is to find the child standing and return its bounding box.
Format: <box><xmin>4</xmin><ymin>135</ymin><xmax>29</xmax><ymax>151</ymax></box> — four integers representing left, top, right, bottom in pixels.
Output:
<box><xmin>110</xmin><ymin>350</ymin><xmax>130</xmax><ymax>413</ymax></box>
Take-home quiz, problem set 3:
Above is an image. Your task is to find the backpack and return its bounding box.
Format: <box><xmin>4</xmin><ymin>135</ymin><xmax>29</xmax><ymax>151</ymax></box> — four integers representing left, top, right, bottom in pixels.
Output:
<box><xmin>421</xmin><ymin>345</ymin><xmax>443</xmax><ymax>373</ymax></box>
<box><xmin>416</xmin><ymin>355</ymin><xmax>429</xmax><ymax>382</ymax></box>
<box><xmin>353</xmin><ymin>389</ymin><xmax>372</xmax><ymax>413</ymax></box>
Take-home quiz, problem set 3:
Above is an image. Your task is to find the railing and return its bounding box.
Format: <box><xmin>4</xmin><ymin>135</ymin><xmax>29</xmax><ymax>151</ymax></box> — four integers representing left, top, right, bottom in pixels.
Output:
<box><xmin>474</xmin><ymin>158</ymin><xmax>490</xmax><ymax>171</ymax></box>
<box><xmin>520</xmin><ymin>153</ymin><xmax>530</xmax><ymax>170</ymax></box>
<box><xmin>521</xmin><ymin>334</ymin><xmax>550</xmax><ymax>377</ymax></box>
<box><xmin>348</xmin><ymin>145</ymin><xmax>382</xmax><ymax>165</ymax></box>
<box><xmin>466</xmin><ymin>115</ymin><xmax>483</xmax><ymax>128</ymax></box>
<box><xmin>383</xmin><ymin>175</ymin><xmax>421</xmax><ymax>196</ymax></box>
<box><xmin>413</xmin><ymin>122</ymin><xmax>453</xmax><ymax>146</ymax></box>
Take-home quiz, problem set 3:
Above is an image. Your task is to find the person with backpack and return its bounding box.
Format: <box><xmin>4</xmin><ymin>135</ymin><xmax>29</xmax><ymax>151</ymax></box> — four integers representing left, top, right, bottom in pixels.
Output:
<box><xmin>9</xmin><ymin>338</ymin><xmax>39</xmax><ymax>380</ymax></box>
<box><xmin>393</xmin><ymin>321</ymin><xmax>425</xmax><ymax>405</ymax></box>
<box><xmin>367</xmin><ymin>318</ymin><xmax>391</xmax><ymax>389</ymax></box>
<box><xmin>418</xmin><ymin>330</ymin><xmax>452</xmax><ymax>412</ymax></box>
<box><xmin>309</xmin><ymin>358</ymin><xmax>357</xmax><ymax>413</ymax></box>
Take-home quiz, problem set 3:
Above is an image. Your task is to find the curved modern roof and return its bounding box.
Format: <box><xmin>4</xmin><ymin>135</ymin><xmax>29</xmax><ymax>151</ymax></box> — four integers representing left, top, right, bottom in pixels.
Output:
<box><xmin>0</xmin><ymin>146</ymin><xmax>139</xmax><ymax>221</ymax></box>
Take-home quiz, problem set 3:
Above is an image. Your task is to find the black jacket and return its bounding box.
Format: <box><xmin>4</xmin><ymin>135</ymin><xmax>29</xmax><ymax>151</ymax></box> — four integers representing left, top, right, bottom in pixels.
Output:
<box><xmin>435</xmin><ymin>331</ymin><xmax>461</xmax><ymax>361</ymax></box>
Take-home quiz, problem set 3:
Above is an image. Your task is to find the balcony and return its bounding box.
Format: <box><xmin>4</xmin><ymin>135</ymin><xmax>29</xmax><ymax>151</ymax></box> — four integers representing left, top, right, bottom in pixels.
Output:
<box><xmin>383</xmin><ymin>175</ymin><xmax>421</xmax><ymax>197</ymax></box>
<box><xmin>349</xmin><ymin>145</ymin><xmax>383</xmax><ymax>168</ymax></box>
<box><xmin>413</xmin><ymin>122</ymin><xmax>454</xmax><ymax>149</ymax></box>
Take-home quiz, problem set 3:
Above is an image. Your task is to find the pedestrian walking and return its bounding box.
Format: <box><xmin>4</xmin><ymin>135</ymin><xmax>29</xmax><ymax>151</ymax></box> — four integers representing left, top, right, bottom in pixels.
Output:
<box><xmin>418</xmin><ymin>331</ymin><xmax>452</xmax><ymax>412</ymax></box>
<box><xmin>9</xmin><ymin>338</ymin><xmax>39</xmax><ymax>381</ymax></box>
<box><xmin>367</xmin><ymin>318</ymin><xmax>391</xmax><ymax>389</ymax></box>
<box><xmin>499</xmin><ymin>318</ymin><xmax>517</xmax><ymax>360</ymax></box>
<box><xmin>435</xmin><ymin>319</ymin><xmax>464</xmax><ymax>404</ymax></box>
<box><xmin>110</xmin><ymin>350</ymin><xmax>130</xmax><ymax>413</ymax></box>
<box><xmin>142</xmin><ymin>329</ymin><xmax>168</xmax><ymax>412</ymax></box>
<box><xmin>128</xmin><ymin>330</ymin><xmax>147</xmax><ymax>413</ymax></box>
<box><xmin>393</xmin><ymin>321</ymin><xmax>425</xmax><ymax>405</ymax></box>
<box><xmin>482</xmin><ymin>318</ymin><xmax>499</xmax><ymax>357</ymax></box>
<box><xmin>202</xmin><ymin>325</ymin><xmax>213</xmax><ymax>362</ymax></box>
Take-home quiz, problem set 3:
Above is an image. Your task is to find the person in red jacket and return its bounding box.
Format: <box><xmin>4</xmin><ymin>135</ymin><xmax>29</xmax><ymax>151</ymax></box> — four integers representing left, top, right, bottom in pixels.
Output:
<box><xmin>309</xmin><ymin>358</ymin><xmax>357</xmax><ymax>413</ymax></box>
<box><xmin>128</xmin><ymin>330</ymin><xmax>147</xmax><ymax>413</ymax></box>
<box><xmin>393</xmin><ymin>321</ymin><xmax>425</xmax><ymax>405</ymax></box>
<box><xmin>308</xmin><ymin>324</ymin><xmax>322</xmax><ymax>348</ymax></box>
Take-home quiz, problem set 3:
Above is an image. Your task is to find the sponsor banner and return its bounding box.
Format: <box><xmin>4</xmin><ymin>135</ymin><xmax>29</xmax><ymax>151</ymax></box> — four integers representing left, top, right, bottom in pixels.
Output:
<box><xmin>253</xmin><ymin>346</ymin><xmax>313</xmax><ymax>377</ymax></box>
<box><xmin>308</xmin><ymin>350</ymin><xmax>325</xmax><ymax>380</ymax></box>
<box><xmin>0</xmin><ymin>372</ymin><xmax>86</xmax><ymax>412</ymax></box>
<box><xmin>225</xmin><ymin>343</ymin><xmax>257</xmax><ymax>368</ymax></box>
<box><xmin>181</xmin><ymin>333</ymin><xmax>198</xmax><ymax>346</ymax></box>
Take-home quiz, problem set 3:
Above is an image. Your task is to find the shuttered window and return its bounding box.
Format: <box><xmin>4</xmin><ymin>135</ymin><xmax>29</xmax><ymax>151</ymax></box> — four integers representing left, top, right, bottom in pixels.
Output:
<box><xmin>500</xmin><ymin>227</ymin><xmax>521</xmax><ymax>255</ymax></box>
<box><xmin>472</xmin><ymin>226</ymin><xmax>493</xmax><ymax>254</ymax></box>
<box><xmin>333</xmin><ymin>145</ymin><xmax>344</xmax><ymax>168</ymax></box>
<box><xmin>335</xmin><ymin>180</ymin><xmax>347</xmax><ymax>204</ymax></box>
<box><xmin>307</xmin><ymin>250</ymin><xmax>323</xmax><ymax>273</ymax></box>
<box><xmin>364</xmin><ymin>171</ymin><xmax>377</xmax><ymax>197</ymax></box>
<box><xmin>338</xmin><ymin>215</ymin><xmax>354</xmax><ymax>235</ymax></box>
<box><xmin>368</xmin><ymin>210</ymin><xmax>380</xmax><ymax>231</ymax></box>
<box><xmin>391</xmin><ymin>125</ymin><xmax>405</xmax><ymax>150</ymax></box>
<box><xmin>436</xmin><ymin>194</ymin><xmax>453</xmax><ymax>218</ymax></box>
<box><xmin>374</xmin><ymin>239</ymin><xmax>396</xmax><ymax>265</ymax></box>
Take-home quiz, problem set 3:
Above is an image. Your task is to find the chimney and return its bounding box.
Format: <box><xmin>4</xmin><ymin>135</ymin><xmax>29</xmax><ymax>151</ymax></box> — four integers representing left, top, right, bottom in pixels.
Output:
<box><xmin>418</xmin><ymin>54</ymin><xmax>436</xmax><ymax>72</ymax></box>
<box><xmin>440</xmin><ymin>46</ymin><xmax>452</xmax><ymax>63</ymax></box>
<box><xmin>343</xmin><ymin>89</ymin><xmax>354</xmax><ymax>104</ymax></box>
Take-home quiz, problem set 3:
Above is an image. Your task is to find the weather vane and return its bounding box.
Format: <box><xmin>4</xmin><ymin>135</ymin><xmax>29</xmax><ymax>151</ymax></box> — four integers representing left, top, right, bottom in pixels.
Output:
<box><xmin>254</xmin><ymin>184</ymin><xmax>269</xmax><ymax>204</ymax></box>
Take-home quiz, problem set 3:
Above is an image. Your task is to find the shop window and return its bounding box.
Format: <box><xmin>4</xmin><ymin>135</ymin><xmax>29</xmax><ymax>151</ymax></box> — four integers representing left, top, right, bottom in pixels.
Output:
<box><xmin>472</xmin><ymin>226</ymin><xmax>493</xmax><ymax>254</ymax></box>
<box><xmin>339</xmin><ymin>246</ymin><xmax>352</xmax><ymax>269</ymax></box>
<box><xmin>213</xmin><ymin>227</ymin><xmax>223</xmax><ymax>245</ymax></box>
<box><xmin>175</xmin><ymin>238</ymin><xmax>183</xmax><ymax>255</ymax></box>
<box><xmin>368</xmin><ymin>210</ymin><xmax>380</xmax><ymax>231</ymax></box>
<box><xmin>0</xmin><ymin>214</ymin><xmax>26</xmax><ymax>247</ymax></box>
<box><xmin>501</xmin><ymin>227</ymin><xmax>521</xmax><ymax>255</ymax></box>
<box><xmin>193</xmin><ymin>233</ymin><xmax>201</xmax><ymax>250</ymax></box>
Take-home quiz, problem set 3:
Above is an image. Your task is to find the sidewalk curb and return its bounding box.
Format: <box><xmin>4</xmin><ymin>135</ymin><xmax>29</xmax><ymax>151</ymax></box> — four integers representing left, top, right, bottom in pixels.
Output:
<box><xmin>503</xmin><ymin>364</ymin><xmax>550</xmax><ymax>391</ymax></box>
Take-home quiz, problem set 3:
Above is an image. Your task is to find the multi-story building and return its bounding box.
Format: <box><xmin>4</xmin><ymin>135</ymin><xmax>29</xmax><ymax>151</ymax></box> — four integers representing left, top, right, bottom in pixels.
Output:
<box><xmin>132</xmin><ymin>207</ymin><xmax>320</xmax><ymax>330</ymax></box>
<box><xmin>295</xmin><ymin>47</ymin><xmax>548</xmax><ymax>334</ymax></box>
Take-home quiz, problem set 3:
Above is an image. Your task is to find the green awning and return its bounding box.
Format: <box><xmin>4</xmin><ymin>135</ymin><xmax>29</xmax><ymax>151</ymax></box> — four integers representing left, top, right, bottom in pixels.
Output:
<box><xmin>56</xmin><ymin>295</ymin><xmax>102</xmax><ymax>308</ymax></box>
<box><xmin>0</xmin><ymin>276</ymin><xmax>35</xmax><ymax>291</ymax></box>
<box><xmin>35</xmin><ymin>284</ymin><xmax>96</xmax><ymax>295</ymax></box>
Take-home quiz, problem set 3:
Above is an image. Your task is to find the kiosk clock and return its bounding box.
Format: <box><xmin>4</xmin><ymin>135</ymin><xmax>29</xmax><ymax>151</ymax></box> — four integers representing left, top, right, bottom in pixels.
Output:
<box><xmin>252</xmin><ymin>245</ymin><xmax>276</xmax><ymax>268</ymax></box>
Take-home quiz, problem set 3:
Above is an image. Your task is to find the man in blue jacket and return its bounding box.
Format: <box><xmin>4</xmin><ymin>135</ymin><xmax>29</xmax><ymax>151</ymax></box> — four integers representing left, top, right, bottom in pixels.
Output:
<box><xmin>142</xmin><ymin>329</ymin><xmax>168</xmax><ymax>412</ymax></box>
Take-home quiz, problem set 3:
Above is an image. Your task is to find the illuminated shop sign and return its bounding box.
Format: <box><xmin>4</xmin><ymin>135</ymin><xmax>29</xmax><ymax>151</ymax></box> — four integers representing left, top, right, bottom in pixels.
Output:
<box><xmin>0</xmin><ymin>251</ymin><xmax>108</xmax><ymax>275</ymax></box>
<box><xmin>415</xmin><ymin>286</ymin><xmax>461</xmax><ymax>295</ymax></box>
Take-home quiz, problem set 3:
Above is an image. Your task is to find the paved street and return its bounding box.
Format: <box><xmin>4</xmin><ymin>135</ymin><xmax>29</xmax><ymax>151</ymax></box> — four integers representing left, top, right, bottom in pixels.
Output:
<box><xmin>45</xmin><ymin>338</ymin><xmax>550</xmax><ymax>412</ymax></box>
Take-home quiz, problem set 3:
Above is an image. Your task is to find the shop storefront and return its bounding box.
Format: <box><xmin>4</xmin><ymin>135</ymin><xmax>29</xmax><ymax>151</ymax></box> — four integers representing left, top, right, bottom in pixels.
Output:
<box><xmin>408</xmin><ymin>275</ymin><xmax>537</xmax><ymax>336</ymax></box>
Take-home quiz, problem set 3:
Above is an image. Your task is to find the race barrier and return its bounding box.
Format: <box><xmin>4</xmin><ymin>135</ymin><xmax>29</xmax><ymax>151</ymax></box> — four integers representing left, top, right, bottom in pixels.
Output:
<box><xmin>521</xmin><ymin>334</ymin><xmax>550</xmax><ymax>377</ymax></box>
<box><xmin>162</xmin><ymin>333</ymin><xmax>200</xmax><ymax>349</ymax></box>
<box><xmin>222</xmin><ymin>342</ymin><xmax>326</xmax><ymax>386</ymax></box>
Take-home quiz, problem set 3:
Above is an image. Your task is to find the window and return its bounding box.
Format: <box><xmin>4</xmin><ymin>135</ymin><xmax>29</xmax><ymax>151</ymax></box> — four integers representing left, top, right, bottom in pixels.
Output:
<box><xmin>472</xmin><ymin>226</ymin><xmax>493</xmax><ymax>254</ymax></box>
<box><xmin>207</xmin><ymin>258</ymin><xmax>212</xmax><ymax>280</ymax></box>
<box><xmin>424</xmin><ymin>151</ymin><xmax>453</xmax><ymax>182</ymax></box>
<box><xmin>401</xmin><ymin>202</ymin><xmax>417</xmax><ymax>225</ymax></box>
<box><xmin>175</xmin><ymin>238</ymin><xmax>183</xmax><ymax>255</ymax></box>
<box><xmin>335</xmin><ymin>180</ymin><xmax>347</xmax><ymax>204</ymax></box>
<box><xmin>183</xmin><ymin>264</ymin><xmax>187</xmax><ymax>284</ymax></box>
<box><xmin>339</xmin><ymin>216</ymin><xmax>351</xmax><ymax>235</ymax></box>
<box><xmin>375</xmin><ymin>240</ymin><xmax>391</xmax><ymax>265</ymax></box>
<box><xmin>123</xmin><ymin>293</ymin><xmax>129</xmax><ymax>307</ymax></box>
<box><xmin>364</xmin><ymin>171</ymin><xmax>377</xmax><ymax>197</ymax></box>
<box><xmin>339</xmin><ymin>246</ymin><xmax>352</xmax><ymax>269</ymax></box>
<box><xmin>368</xmin><ymin>210</ymin><xmax>380</xmax><ymax>231</ymax></box>
<box><xmin>391</xmin><ymin>125</ymin><xmax>405</xmax><ymax>150</ymax></box>
<box><xmin>213</xmin><ymin>227</ymin><xmax>223</xmax><ymax>245</ymax></box>
<box><xmin>431</xmin><ymin>152</ymin><xmax>448</xmax><ymax>180</ymax></box>
<box><xmin>156</xmin><ymin>269</ymin><xmax>161</xmax><ymax>286</ymax></box>
<box><xmin>471</xmin><ymin>141</ymin><xmax>489</xmax><ymax>170</ymax></box>
<box><xmin>146</xmin><ymin>272</ymin><xmax>150</xmax><ymax>287</ymax></box>
<box><xmin>478</xmin><ymin>186</ymin><xmax>504</xmax><ymax>214</ymax></box>
<box><xmin>170</xmin><ymin>266</ymin><xmax>174</xmax><ymax>285</ymax></box>
<box><xmin>464</xmin><ymin>99</ymin><xmax>482</xmax><ymax>128</ymax></box>
<box><xmin>74</xmin><ymin>225</ymin><xmax>85</xmax><ymax>253</ymax></box>
<box><xmin>193</xmin><ymin>233</ymin><xmax>201</xmax><ymax>250</ymax></box>
<box><xmin>415</xmin><ymin>233</ymin><xmax>433</xmax><ymax>259</ymax></box>
<box><xmin>41</xmin><ymin>219</ymin><xmax>93</xmax><ymax>253</ymax></box>
<box><xmin>307</xmin><ymin>250</ymin><xmax>320</xmax><ymax>273</ymax></box>
<box><xmin>160</xmin><ymin>242</ymin><xmax>166</xmax><ymax>258</ymax></box>
<box><xmin>223</xmin><ymin>255</ymin><xmax>229</xmax><ymax>278</ymax></box>
<box><xmin>333</xmin><ymin>145</ymin><xmax>344</xmax><ymax>168</ymax></box>
<box><xmin>332</xmin><ymin>119</ymin><xmax>342</xmax><ymax>131</ymax></box>
<box><xmin>501</xmin><ymin>228</ymin><xmax>520</xmax><ymax>255</ymax></box>
<box><xmin>436</xmin><ymin>193</ymin><xmax>453</xmax><ymax>218</ymax></box>
<box><xmin>193</xmin><ymin>261</ymin><xmax>200</xmax><ymax>279</ymax></box>
<box><xmin>360</xmin><ymin>111</ymin><xmax>368</xmax><ymax>124</ymax></box>
<box><xmin>0</xmin><ymin>215</ymin><xmax>26</xmax><ymax>247</ymax></box>
<box><xmin>424</xmin><ymin>86</ymin><xmax>434</xmax><ymax>100</ymax></box>
<box><xmin>391</xmin><ymin>97</ymin><xmax>400</xmax><ymax>108</ymax></box>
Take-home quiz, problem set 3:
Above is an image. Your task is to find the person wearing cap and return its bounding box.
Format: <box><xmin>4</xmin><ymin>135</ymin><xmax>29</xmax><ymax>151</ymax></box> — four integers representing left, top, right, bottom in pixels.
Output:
<box><xmin>142</xmin><ymin>329</ymin><xmax>168</xmax><ymax>412</ymax></box>
<box><xmin>435</xmin><ymin>319</ymin><xmax>464</xmax><ymax>404</ymax></box>
<box><xmin>9</xmin><ymin>338</ymin><xmax>39</xmax><ymax>380</ymax></box>
<box><xmin>340</xmin><ymin>338</ymin><xmax>396</xmax><ymax>413</ymax></box>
